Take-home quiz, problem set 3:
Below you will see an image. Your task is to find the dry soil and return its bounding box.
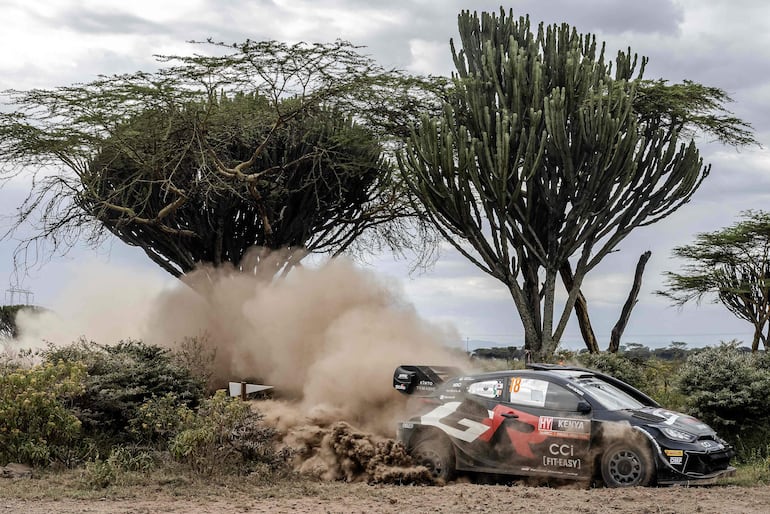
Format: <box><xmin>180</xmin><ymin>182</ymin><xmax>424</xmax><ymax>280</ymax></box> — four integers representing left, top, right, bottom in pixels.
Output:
<box><xmin>2</xmin><ymin>481</ymin><xmax>770</xmax><ymax>513</ymax></box>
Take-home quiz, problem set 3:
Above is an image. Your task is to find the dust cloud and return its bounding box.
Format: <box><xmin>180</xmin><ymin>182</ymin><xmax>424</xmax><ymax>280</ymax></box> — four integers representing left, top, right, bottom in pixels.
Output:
<box><xmin>5</xmin><ymin>253</ymin><xmax>469</xmax><ymax>482</ymax></box>
<box><xmin>6</xmin><ymin>260</ymin><xmax>167</xmax><ymax>352</ymax></box>
<box><xmin>143</xmin><ymin>255</ymin><xmax>467</xmax><ymax>433</ymax></box>
<box><xmin>143</xmin><ymin>254</ymin><xmax>468</xmax><ymax>482</ymax></box>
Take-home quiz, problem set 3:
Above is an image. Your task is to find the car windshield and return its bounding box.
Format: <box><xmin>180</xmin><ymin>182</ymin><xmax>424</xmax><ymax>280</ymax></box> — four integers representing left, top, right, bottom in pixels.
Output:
<box><xmin>570</xmin><ymin>376</ymin><xmax>646</xmax><ymax>410</ymax></box>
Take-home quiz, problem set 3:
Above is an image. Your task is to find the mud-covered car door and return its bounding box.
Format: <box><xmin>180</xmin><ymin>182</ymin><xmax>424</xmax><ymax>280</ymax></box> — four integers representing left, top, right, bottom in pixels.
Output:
<box><xmin>416</xmin><ymin>377</ymin><xmax>508</xmax><ymax>469</ymax></box>
<box><xmin>491</xmin><ymin>376</ymin><xmax>593</xmax><ymax>477</ymax></box>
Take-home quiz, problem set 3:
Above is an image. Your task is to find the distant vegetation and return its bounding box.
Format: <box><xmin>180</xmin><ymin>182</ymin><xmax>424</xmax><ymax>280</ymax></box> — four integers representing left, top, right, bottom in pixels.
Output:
<box><xmin>471</xmin><ymin>340</ymin><xmax>715</xmax><ymax>364</ymax></box>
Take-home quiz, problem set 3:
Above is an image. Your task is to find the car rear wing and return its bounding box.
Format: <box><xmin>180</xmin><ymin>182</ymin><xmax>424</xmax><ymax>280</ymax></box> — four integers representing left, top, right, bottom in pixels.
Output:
<box><xmin>393</xmin><ymin>365</ymin><xmax>462</xmax><ymax>396</ymax></box>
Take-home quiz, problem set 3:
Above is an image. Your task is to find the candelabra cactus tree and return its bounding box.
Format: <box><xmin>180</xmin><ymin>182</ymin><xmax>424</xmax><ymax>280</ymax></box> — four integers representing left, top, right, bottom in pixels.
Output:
<box><xmin>399</xmin><ymin>9</ymin><xmax>714</xmax><ymax>359</ymax></box>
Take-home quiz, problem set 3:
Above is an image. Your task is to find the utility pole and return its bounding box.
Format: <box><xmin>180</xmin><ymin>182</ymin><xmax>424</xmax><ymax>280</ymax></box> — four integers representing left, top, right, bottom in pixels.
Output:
<box><xmin>5</xmin><ymin>286</ymin><xmax>34</xmax><ymax>305</ymax></box>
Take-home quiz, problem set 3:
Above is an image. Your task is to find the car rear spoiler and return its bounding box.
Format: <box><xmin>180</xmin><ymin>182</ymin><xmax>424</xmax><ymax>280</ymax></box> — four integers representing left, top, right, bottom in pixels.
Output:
<box><xmin>393</xmin><ymin>365</ymin><xmax>462</xmax><ymax>395</ymax></box>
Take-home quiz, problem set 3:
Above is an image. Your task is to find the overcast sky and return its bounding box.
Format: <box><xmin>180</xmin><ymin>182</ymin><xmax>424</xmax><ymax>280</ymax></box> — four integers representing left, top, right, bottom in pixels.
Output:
<box><xmin>2</xmin><ymin>0</ymin><xmax>769</xmax><ymax>351</ymax></box>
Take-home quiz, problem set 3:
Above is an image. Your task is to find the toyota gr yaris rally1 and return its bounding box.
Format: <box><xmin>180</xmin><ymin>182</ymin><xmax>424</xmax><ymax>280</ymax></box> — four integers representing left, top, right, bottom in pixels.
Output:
<box><xmin>393</xmin><ymin>363</ymin><xmax>735</xmax><ymax>487</ymax></box>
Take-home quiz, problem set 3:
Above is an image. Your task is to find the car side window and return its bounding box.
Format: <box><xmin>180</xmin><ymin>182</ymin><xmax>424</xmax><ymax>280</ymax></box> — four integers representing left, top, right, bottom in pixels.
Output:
<box><xmin>507</xmin><ymin>377</ymin><xmax>582</xmax><ymax>411</ymax></box>
<box><xmin>507</xmin><ymin>377</ymin><xmax>549</xmax><ymax>407</ymax></box>
<box><xmin>467</xmin><ymin>379</ymin><xmax>505</xmax><ymax>399</ymax></box>
<box><xmin>543</xmin><ymin>383</ymin><xmax>581</xmax><ymax>411</ymax></box>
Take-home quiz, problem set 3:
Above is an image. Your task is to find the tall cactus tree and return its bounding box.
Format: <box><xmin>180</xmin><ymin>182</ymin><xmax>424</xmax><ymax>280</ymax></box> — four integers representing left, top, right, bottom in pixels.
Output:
<box><xmin>399</xmin><ymin>9</ymin><xmax>710</xmax><ymax>359</ymax></box>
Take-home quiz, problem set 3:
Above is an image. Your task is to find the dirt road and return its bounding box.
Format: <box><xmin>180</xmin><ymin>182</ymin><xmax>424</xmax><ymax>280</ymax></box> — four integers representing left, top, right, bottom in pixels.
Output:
<box><xmin>2</xmin><ymin>482</ymin><xmax>770</xmax><ymax>513</ymax></box>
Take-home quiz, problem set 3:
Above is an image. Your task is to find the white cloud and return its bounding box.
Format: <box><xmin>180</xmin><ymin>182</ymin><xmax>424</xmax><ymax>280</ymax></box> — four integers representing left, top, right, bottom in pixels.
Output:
<box><xmin>406</xmin><ymin>39</ymin><xmax>450</xmax><ymax>75</ymax></box>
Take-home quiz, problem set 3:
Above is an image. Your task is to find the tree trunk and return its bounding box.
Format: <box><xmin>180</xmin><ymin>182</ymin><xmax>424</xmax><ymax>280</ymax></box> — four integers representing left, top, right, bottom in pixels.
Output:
<box><xmin>524</xmin><ymin>266</ymin><xmax>542</xmax><ymax>338</ymax></box>
<box><xmin>507</xmin><ymin>279</ymin><xmax>541</xmax><ymax>359</ymax></box>
<box><xmin>559</xmin><ymin>263</ymin><xmax>599</xmax><ymax>353</ymax></box>
<box><xmin>752</xmin><ymin>324</ymin><xmax>762</xmax><ymax>352</ymax></box>
<box><xmin>609</xmin><ymin>251</ymin><xmax>652</xmax><ymax>353</ymax></box>
<box><xmin>540</xmin><ymin>269</ymin><xmax>559</xmax><ymax>359</ymax></box>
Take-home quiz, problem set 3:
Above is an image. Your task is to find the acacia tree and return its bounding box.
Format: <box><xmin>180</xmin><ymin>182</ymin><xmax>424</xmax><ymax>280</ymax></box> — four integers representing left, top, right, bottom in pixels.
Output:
<box><xmin>658</xmin><ymin>211</ymin><xmax>770</xmax><ymax>351</ymax></box>
<box><xmin>0</xmin><ymin>305</ymin><xmax>22</xmax><ymax>340</ymax></box>
<box><xmin>399</xmin><ymin>10</ymin><xmax>722</xmax><ymax>359</ymax></box>
<box><xmin>0</xmin><ymin>40</ymin><xmax>443</xmax><ymax>278</ymax></box>
<box><xmin>0</xmin><ymin>305</ymin><xmax>41</xmax><ymax>340</ymax></box>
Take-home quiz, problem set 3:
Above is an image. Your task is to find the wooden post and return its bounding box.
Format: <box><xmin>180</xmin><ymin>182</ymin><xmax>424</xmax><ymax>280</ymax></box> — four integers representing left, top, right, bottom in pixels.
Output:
<box><xmin>240</xmin><ymin>381</ymin><xmax>247</xmax><ymax>401</ymax></box>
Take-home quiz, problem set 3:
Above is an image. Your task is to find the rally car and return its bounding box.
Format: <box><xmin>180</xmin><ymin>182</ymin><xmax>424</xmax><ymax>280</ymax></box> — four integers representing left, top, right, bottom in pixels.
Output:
<box><xmin>393</xmin><ymin>363</ymin><xmax>735</xmax><ymax>487</ymax></box>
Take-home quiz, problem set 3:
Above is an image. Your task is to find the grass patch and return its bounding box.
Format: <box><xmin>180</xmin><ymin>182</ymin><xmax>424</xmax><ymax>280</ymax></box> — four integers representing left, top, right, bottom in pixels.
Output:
<box><xmin>719</xmin><ymin>459</ymin><xmax>770</xmax><ymax>487</ymax></box>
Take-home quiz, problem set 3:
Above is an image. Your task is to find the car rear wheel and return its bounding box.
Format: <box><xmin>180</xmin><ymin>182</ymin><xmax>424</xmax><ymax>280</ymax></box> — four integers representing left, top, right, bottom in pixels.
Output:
<box><xmin>411</xmin><ymin>436</ymin><xmax>455</xmax><ymax>482</ymax></box>
<box><xmin>601</xmin><ymin>441</ymin><xmax>655</xmax><ymax>487</ymax></box>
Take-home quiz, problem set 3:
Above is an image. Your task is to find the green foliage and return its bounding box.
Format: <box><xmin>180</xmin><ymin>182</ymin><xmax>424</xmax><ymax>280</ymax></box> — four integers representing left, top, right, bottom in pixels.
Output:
<box><xmin>129</xmin><ymin>393</ymin><xmax>193</xmax><ymax>444</ymax></box>
<box><xmin>634</xmin><ymin>79</ymin><xmax>756</xmax><ymax>147</ymax></box>
<box><xmin>0</xmin><ymin>39</ymin><xmax>443</xmax><ymax>278</ymax></box>
<box><xmin>0</xmin><ymin>361</ymin><xmax>87</xmax><ymax>466</ymax></box>
<box><xmin>659</xmin><ymin>211</ymin><xmax>770</xmax><ymax>351</ymax></box>
<box><xmin>640</xmin><ymin>360</ymin><xmax>688</xmax><ymax>411</ymax></box>
<box><xmin>1</xmin><ymin>339</ymin><xmax>285</xmax><ymax>478</ymax></box>
<box><xmin>82</xmin><ymin>446</ymin><xmax>157</xmax><ymax>489</ymax></box>
<box><xmin>728</xmin><ymin>445</ymin><xmax>770</xmax><ymax>485</ymax></box>
<box><xmin>42</xmin><ymin>340</ymin><xmax>205</xmax><ymax>442</ymax></box>
<box><xmin>576</xmin><ymin>352</ymin><xmax>649</xmax><ymax>391</ymax></box>
<box><xmin>168</xmin><ymin>391</ymin><xmax>288</xmax><ymax>476</ymax></box>
<box><xmin>81</xmin><ymin>96</ymin><xmax>393</xmax><ymax>277</ymax></box>
<box><xmin>676</xmin><ymin>344</ymin><xmax>770</xmax><ymax>455</ymax></box>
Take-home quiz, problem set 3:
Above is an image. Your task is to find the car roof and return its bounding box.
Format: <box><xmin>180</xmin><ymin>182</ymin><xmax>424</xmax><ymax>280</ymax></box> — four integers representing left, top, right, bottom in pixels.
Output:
<box><xmin>457</xmin><ymin>364</ymin><xmax>597</xmax><ymax>382</ymax></box>
<box><xmin>454</xmin><ymin>363</ymin><xmax>660</xmax><ymax>408</ymax></box>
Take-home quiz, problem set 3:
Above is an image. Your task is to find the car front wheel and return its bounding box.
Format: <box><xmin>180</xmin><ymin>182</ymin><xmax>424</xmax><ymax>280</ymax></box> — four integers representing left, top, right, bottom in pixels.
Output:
<box><xmin>600</xmin><ymin>441</ymin><xmax>655</xmax><ymax>487</ymax></box>
<box><xmin>411</xmin><ymin>436</ymin><xmax>455</xmax><ymax>482</ymax></box>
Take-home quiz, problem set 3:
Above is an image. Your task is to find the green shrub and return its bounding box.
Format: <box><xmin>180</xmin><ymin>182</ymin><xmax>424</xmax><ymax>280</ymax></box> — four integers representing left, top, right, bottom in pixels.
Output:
<box><xmin>169</xmin><ymin>391</ymin><xmax>288</xmax><ymax>476</ymax></box>
<box><xmin>576</xmin><ymin>352</ymin><xmax>650</xmax><ymax>391</ymax></box>
<box><xmin>639</xmin><ymin>358</ymin><xmax>691</xmax><ymax>410</ymax></box>
<box><xmin>82</xmin><ymin>446</ymin><xmax>157</xmax><ymax>489</ymax></box>
<box><xmin>676</xmin><ymin>344</ymin><xmax>770</xmax><ymax>457</ymax></box>
<box><xmin>42</xmin><ymin>340</ymin><xmax>205</xmax><ymax>442</ymax></box>
<box><xmin>82</xmin><ymin>458</ymin><xmax>117</xmax><ymax>489</ymax></box>
<box><xmin>0</xmin><ymin>361</ymin><xmax>87</xmax><ymax>466</ymax></box>
<box><xmin>129</xmin><ymin>392</ymin><xmax>193</xmax><ymax>444</ymax></box>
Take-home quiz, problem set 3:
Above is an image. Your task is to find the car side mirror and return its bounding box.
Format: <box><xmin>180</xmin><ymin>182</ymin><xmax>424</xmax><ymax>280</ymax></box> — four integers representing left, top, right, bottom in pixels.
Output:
<box><xmin>576</xmin><ymin>401</ymin><xmax>592</xmax><ymax>414</ymax></box>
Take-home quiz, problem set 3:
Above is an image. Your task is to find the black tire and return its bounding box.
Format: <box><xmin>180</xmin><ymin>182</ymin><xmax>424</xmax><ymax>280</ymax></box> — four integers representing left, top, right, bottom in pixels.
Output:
<box><xmin>411</xmin><ymin>435</ymin><xmax>455</xmax><ymax>482</ymax></box>
<box><xmin>600</xmin><ymin>441</ymin><xmax>656</xmax><ymax>487</ymax></box>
